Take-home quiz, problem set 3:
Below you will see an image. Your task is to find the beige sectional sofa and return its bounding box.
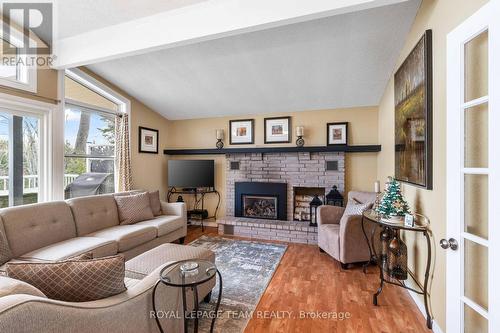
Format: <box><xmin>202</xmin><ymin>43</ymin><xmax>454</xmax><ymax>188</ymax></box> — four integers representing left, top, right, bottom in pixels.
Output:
<box><xmin>0</xmin><ymin>193</ymin><xmax>219</xmax><ymax>332</ymax></box>
<box><xmin>0</xmin><ymin>193</ymin><xmax>187</xmax><ymax>270</ymax></box>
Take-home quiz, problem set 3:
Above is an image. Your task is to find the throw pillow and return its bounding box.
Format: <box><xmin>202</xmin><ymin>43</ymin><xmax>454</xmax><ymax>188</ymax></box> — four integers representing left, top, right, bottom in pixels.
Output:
<box><xmin>0</xmin><ymin>276</ymin><xmax>47</xmax><ymax>299</ymax></box>
<box><xmin>0</xmin><ymin>222</ymin><xmax>12</xmax><ymax>266</ymax></box>
<box><xmin>148</xmin><ymin>190</ymin><xmax>162</xmax><ymax>216</ymax></box>
<box><xmin>343</xmin><ymin>199</ymin><xmax>372</xmax><ymax>216</ymax></box>
<box><xmin>6</xmin><ymin>255</ymin><xmax>126</xmax><ymax>302</ymax></box>
<box><xmin>114</xmin><ymin>192</ymin><xmax>154</xmax><ymax>225</ymax></box>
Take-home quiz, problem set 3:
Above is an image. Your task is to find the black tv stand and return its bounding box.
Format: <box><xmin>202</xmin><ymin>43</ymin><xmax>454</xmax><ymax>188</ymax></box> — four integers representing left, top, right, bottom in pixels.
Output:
<box><xmin>166</xmin><ymin>187</ymin><xmax>221</xmax><ymax>231</ymax></box>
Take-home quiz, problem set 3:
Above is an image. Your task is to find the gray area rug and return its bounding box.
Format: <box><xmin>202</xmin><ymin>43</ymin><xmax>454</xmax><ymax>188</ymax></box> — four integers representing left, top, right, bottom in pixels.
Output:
<box><xmin>188</xmin><ymin>235</ymin><xmax>287</xmax><ymax>332</ymax></box>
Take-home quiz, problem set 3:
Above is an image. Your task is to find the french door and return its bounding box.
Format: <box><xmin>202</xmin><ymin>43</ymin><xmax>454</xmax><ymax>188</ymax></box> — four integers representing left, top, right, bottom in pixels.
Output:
<box><xmin>446</xmin><ymin>1</ymin><xmax>500</xmax><ymax>332</ymax></box>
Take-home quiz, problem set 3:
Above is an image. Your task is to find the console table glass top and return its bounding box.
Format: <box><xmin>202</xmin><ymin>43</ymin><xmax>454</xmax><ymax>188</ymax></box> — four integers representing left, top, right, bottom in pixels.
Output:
<box><xmin>362</xmin><ymin>209</ymin><xmax>429</xmax><ymax>231</ymax></box>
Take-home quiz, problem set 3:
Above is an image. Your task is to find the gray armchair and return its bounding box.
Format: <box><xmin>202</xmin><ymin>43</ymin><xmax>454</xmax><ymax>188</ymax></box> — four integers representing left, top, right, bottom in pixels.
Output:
<box><xmin>317</xmin><ymin>191</ymin><xmax>378</xmax><ymax>269</ymax></box>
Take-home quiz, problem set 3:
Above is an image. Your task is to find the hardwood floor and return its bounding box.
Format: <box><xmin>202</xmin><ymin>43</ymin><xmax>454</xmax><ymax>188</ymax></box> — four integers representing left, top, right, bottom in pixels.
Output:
<box><xmin>185</xmin><ymin>226</ymin><xmax>430</xmax><ymax>333</ymax></box>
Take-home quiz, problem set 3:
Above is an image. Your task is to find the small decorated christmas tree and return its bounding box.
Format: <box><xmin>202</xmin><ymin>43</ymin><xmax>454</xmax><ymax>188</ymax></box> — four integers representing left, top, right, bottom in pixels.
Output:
<box><xmin>376</xmin><ymin>177</ymin><xmax>410</xmax><ymax>217</ymax></box>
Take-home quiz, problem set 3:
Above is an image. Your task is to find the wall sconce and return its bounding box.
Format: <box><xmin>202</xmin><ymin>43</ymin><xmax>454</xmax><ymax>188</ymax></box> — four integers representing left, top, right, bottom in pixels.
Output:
<box><xmin>216</xmin><ymin>129</ymin><xmax>224</xmax><ymax>149</ymax></box>
<box><xmin>296</xmin><ymin>126</ymin><xmax>305</xmax><ymax>147</ymax></box>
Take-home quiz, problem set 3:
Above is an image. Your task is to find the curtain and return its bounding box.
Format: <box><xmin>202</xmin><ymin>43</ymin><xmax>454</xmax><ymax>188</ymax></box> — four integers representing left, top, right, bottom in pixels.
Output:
<box><xmin>115</xmin><ymin>114</ymin><xmax>132</xmax><ymax>191</ymax></box>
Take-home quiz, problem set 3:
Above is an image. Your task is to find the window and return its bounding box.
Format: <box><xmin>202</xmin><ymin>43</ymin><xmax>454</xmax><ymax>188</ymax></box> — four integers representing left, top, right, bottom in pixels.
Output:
<box><xmin>0</xmin><ymin>38</ymin><xmax>36</xmax><ymax>92</ymax></box>
<box><xmin>63</xmin><ymin>68</ymin><xmax>129</xmax><ymax>199</ymax></box>
<box><xmin>64</xmin><ymin>104</ymin><xmax>116</xmax><ymax>199</ymax></box>
<box><xmin>0</xmin><ymin>111</ymin><xmax>40</xmax><ymax>208</ymax></box>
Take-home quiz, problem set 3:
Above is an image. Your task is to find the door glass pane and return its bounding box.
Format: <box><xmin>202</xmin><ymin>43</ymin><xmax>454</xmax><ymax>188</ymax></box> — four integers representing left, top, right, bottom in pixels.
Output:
<box><xmin>464</xmin><ymin>239</ymin><xmax>488</xmax><ymax>310</ymax></box>
<box><xmin>465</xmin><ymin>30</ymin><xmax>488</xmax><ymax>102</ymax></box>
<box><xmin>464</xmin><ymin>303</ymin><xmax>488</xmax><ymax>333</ymax></box>
<box><xmin>22</xmin><ymin>116</ymin><xmax>39</xmax><ymax>205</ymax></box>
<box><xmin>464</xmin><ymin>103</ymin><xmax>488</xmax><ymax>168</ymax></box>
<box><xmin>464</xmin><ymin>174</ymin><xmax>488</xmax><ymax>239</ymax></box>
<box><xmin>0</xmin><ymin>112</ymin><xmax>39</xmax><ymax>208</ymax></box>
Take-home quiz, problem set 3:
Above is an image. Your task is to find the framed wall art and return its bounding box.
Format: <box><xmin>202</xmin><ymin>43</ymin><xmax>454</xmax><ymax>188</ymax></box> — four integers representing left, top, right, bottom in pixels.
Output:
<box><xmin>394</xmin><ymin>29</ymin><xmax>433</xmax><ymax>189</ymax></box>
<box><xmin>229</xmin><ymin>119</ymin><xmax>254</xmax><ymax>145</ymax></box>
<box><xmin>139</xmin><ymin>126</ymin><xmax>159</xmax><ymax>154</ymax></box>
<box><xmin>264</xmin><ymin>116</ymin><xmax>291</xmax><ymax>144</ymax></box>
<box><xmin>327</xmin><ymin>122</ymin><xmax>348</xmax><ymax>146</ymax></box>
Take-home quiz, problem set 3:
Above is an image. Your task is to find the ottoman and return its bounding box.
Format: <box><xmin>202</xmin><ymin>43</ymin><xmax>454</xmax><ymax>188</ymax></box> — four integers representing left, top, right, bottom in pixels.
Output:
<box><xmin>125</xmin><ymin>243</ymin><xmax>215</xmax><ymax>279</ymax></box>
<box><xmin>125</xmin><ymin>243</ymin><xmax>216</xmax><ymax>303</ymax></box>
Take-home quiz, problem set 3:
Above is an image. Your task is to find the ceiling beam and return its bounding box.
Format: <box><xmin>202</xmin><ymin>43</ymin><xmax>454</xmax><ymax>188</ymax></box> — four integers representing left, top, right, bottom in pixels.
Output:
<box><xmin>53</xmin><ymin>0</ymin><xmax>410</xmax><ymax>69</ymax></box>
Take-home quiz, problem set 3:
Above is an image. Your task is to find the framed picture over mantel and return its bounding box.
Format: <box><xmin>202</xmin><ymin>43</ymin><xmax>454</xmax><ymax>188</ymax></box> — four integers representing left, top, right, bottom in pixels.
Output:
<box><xmin>394</xmin><ymin>29</ymin><xmax>433</xmax><ymax>189</ymax></box>
<box><xmin>139</xmin><ymin>126</ymin><xmax>159</xmax><ymax>154</ymax></box>
<box><xmin>327</xmin><ymin>122</ymin><xmax>348</xmax><ymax>146</ymax></box>
<box><xmin>229</xmin><ymin>119</ymin><xmax>254</xmax><ymax>145</ymax></box>
<box><xmin>264</xmin><ymin>116</ymin><xmax>291</xmax><ymax>144</ymax></box>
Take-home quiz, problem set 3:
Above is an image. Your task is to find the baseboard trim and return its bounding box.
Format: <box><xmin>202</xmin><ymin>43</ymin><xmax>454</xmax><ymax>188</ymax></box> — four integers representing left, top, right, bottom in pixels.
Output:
<box><xmin>407</xmin><ymin>290</ymin><xmax>444</xmax><ymax>333</ymax></box>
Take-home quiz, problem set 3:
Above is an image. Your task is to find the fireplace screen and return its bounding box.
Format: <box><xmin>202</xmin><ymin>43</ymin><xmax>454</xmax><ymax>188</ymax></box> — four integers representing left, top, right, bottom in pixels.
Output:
<box><xmin>242</xmin><ymin>195</ymin><xmax>278</xmax><ymax>219</ymax></box>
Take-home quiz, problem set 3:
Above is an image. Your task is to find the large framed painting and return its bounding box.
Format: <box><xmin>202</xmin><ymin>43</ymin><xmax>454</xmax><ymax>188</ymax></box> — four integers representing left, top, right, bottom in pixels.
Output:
<box><xmin>394</xmin><ymin>30</ymin><xmax>433</xmax><ymax>189</ymax></box>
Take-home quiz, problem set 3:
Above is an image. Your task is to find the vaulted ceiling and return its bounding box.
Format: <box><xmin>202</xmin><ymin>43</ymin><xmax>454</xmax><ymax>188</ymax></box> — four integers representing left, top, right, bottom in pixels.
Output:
<box><xmin>54</xmin><ymin>0</ymin><xmax>421</xmax><ymax>120</ymax></box>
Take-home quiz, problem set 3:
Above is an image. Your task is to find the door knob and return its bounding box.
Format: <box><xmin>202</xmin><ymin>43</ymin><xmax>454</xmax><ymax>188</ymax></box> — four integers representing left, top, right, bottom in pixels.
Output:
<box><xmin>440</xmin><ymin>238</ymin><xmax>458</xmax><ymax>250</ymax></box>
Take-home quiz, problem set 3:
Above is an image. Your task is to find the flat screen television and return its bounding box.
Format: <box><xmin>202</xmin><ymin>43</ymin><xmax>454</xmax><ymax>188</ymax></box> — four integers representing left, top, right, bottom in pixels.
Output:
<box><xmin>168</xmin><ymin>160</ymin><xmax>215</xmax><ymax>188</ymax></box>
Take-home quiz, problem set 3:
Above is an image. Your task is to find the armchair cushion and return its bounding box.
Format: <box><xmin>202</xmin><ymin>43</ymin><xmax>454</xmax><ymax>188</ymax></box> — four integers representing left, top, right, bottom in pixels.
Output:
<box><xmin>317</xmin><ymin>205</ymin><xmax>345</xmax><ymax>225</ymax></box>
<box><xmin>318</xmin><ymin>224</ymin><xmax>340</xmax><ymax>259</ymax></box>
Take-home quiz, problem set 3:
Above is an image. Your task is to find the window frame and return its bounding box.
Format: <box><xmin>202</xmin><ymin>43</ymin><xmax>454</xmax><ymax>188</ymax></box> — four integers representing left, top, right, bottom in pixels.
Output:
<box><xmin>0</xmin><ymin>32</ymin><xmax>37</xmax><ymax>93</ymax></box>
<box><xmin>62</xmin><ymin>68</ymin><xmax>130</xmax><ymax>196</ymax></box>
<box><xmin>0</xmin><ymin>92</ymin><xmax>56</xmax><ymax>204</ymax></box>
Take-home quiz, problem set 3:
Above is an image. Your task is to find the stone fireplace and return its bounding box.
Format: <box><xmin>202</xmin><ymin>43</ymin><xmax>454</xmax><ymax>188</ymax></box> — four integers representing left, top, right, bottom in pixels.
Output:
<box><xmin>219</xmin><ymin>151</ymin><xmax>344</xmax><ymax>244</ymax></box>
<box><xmin>225</xmin><ymin>151</ymin><xmax>344</xmax><ymax>221</ymax></box>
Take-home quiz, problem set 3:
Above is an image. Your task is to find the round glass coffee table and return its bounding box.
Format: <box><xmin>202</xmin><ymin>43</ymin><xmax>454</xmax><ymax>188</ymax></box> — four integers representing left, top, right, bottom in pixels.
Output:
<box><xmin>152</xmin><ymin>259</ymin><xmax>222</xmax><ymax>333</ymax></box>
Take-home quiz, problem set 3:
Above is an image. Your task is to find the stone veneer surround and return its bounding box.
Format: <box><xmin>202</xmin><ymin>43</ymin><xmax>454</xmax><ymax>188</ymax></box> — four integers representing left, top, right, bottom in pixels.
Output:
<box><xmin>225</xmin><ymin>152</ymin><xmax>345</xmax><ymax>221</ymax></box>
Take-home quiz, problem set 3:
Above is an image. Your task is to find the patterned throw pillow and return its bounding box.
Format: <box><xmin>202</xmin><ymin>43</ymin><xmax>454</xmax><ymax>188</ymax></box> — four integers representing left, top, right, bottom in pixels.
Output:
<box><xmin>6</xmin><ymin>255</ymin><xmax>126</xmax><ymax>302</ymax></box>
<box><xmin>343</xmin><ymin>198</ymin><xmax>372</xmax><ymax>216</ymax></box>
<box><xmin>114</xmin><ymin>192</ymin><xmax>154</xmax><ymax>225</ymax></box>
<box><xmin>0</xmin><ymin>222</ymin><xmax>13</xmax><ymax>266</ymax></box>
<box><xmin>148</xmin><ymin>190</ymin><xmax>162</xmax><ymax>216</ymax></box>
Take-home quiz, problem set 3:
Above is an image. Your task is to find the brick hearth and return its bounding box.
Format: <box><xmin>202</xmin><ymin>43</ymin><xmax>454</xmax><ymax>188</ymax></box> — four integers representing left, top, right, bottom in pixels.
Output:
<box><xmin>217</xmin><ymin>216</ymin><xmax>318</xmax><ymax>244</ymax></box>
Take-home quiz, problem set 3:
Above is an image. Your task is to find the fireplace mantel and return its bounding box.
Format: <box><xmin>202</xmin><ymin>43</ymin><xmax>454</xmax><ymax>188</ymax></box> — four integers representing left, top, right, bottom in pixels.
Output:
<box><xmin>163</xmin><ymin>144</ymin><xmax>380</xmax><ymax>155</ymax></box>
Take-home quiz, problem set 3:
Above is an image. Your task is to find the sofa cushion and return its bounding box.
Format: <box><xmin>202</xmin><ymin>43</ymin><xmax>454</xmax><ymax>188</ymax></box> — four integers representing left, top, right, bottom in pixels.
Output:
<box><xmin>6</xmin><ymin>255</ymin><xmax>127</xmax><ymax>302</ymax></box>
<box><xmin>19</xmin><ymin>237</ymin><xmax>118</xmax><ymax>261</ymax></box>
<box><xmin>87</xmin><ymin>225</ymin><xmax>157</xmax><ymax>252</ymax></box>
<box><xmin>0</xmin><ymin>276</ymin><xmax>47</xmax><ymax>298</ymax></box>
<box><xmin>68</xmin><ymin>194</ymin><xmax>120</xmax><ymax>236</ymax></box>
<box><xmin>136</xmin><ymin>215</ymin><xmax>184</xmax><ymax>237</ymax></box>
<box><xmin>0</xmin><ymin>202</ymin><xmax>76</xmax><ymax>258</ymax></box>
<box><xmin>114</xmin><ymin>192</ymin><xmax>154</xmax><ymax>225</ymax></box>
<box><xmin>149</xmin><ymin>191</ymin><xmax>162</xmax><ymax>216</ymax></box>
<box><xmin>0</xmin><ymin>217</ymin><xmax>12</xmax><ymax>266</ymax></box>
<box><xmin>125</xmin><ymin>243</ymin><xmax>215</xmax><ymax>280</ymax></box>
